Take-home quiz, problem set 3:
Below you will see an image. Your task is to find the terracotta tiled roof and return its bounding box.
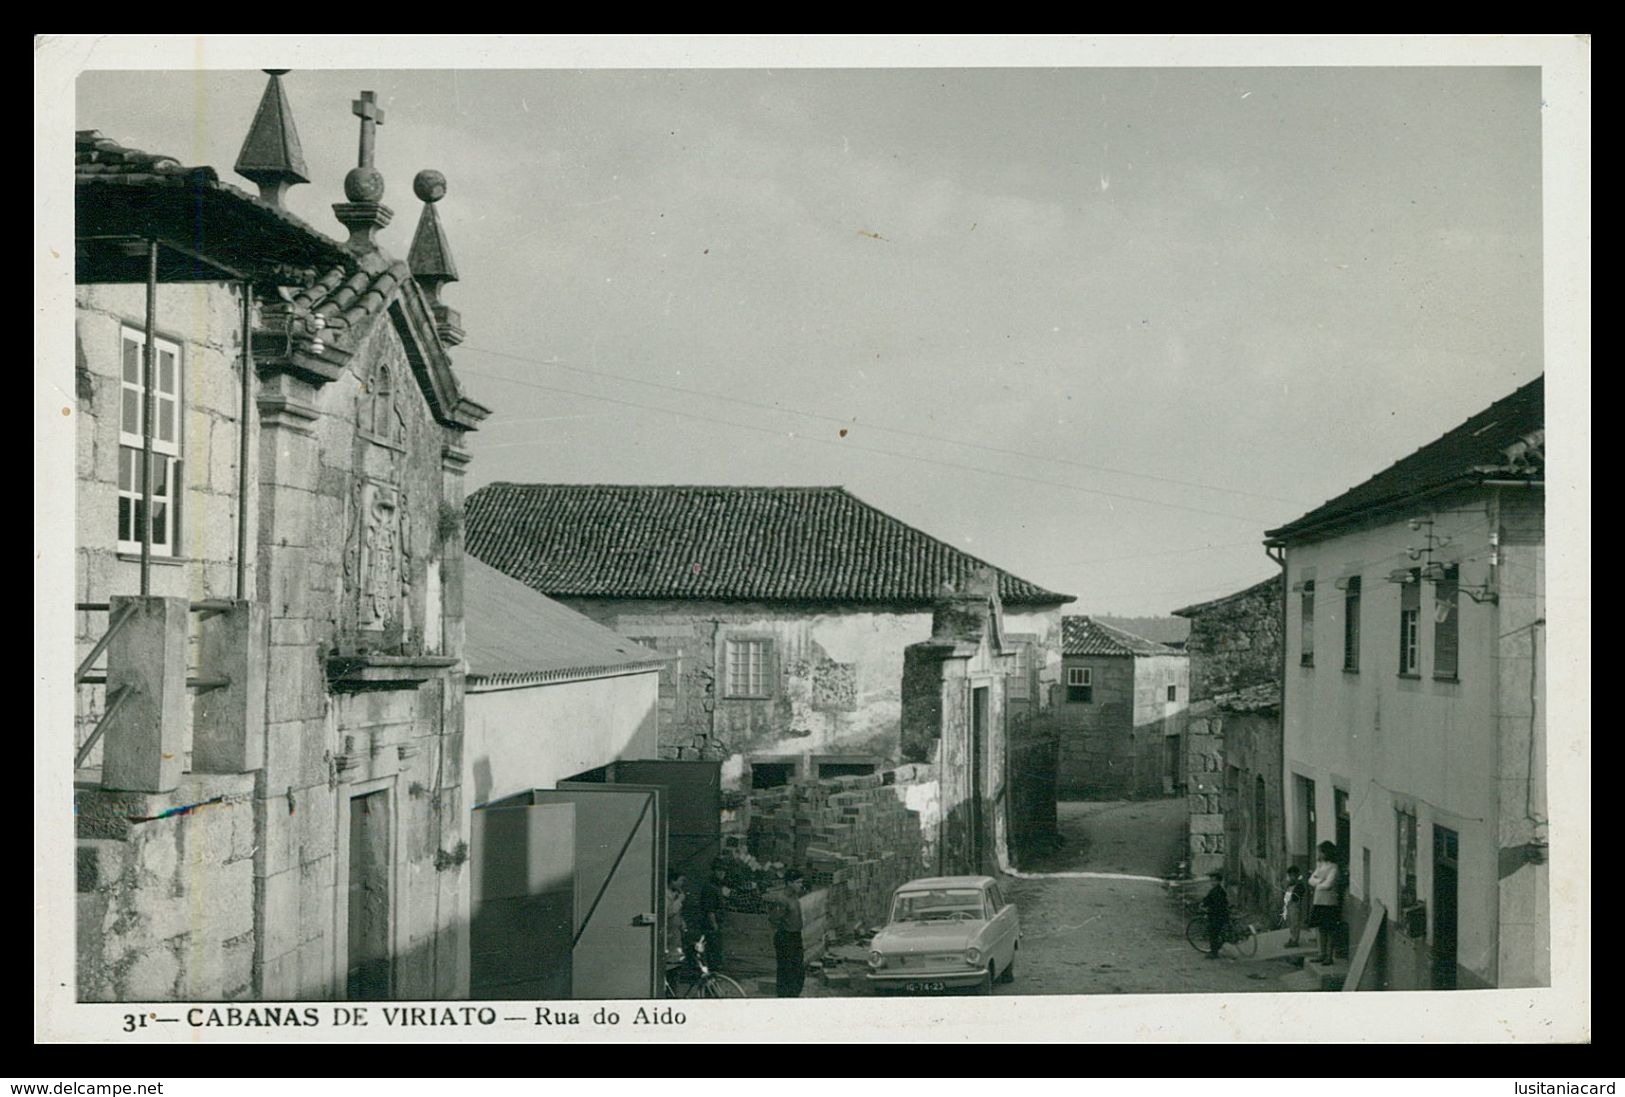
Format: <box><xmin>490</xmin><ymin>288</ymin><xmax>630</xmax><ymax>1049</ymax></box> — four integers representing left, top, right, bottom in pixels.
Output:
<box><xmin>464</xmin><ymin>484</ymin><xmax>1073</xmax><ymax>607</ymax></box>
<box><xmin>463</xmin><ymin>557</ymin><xmax>666</xmax><ymax>687</ymax></box>
<box><xmin>75</xmin><ymin>129</ymin><xmax>345</xmax><ymax>281</ymax></box>
<box><xmin>1062</xmin><ymin>615</ymin><xmax>1179</xmax><ymax>657</ymax></box>
<box><xmin>1094</xmin><ymin>615</ymin><xmax>1191</xmax><ymax>647</ymax></box>
<box><xmin>286</xmin><ymin>257</ymin><xmax>414</xmax><ymax>349</ymax></box>
<box><xmin>76</xmin><ymin>130</ymin><xmax>202</xmax><ymax>178</ymax></box>
<box><xmin>1267</xmin><ymin>376</ymin><xmax>1544</xmax><ymax>543</ymax></box>
<box><xmin>1214</xmin><ymin>681</ymin><xmax>1282</xmax><ymax>714</ymax></box>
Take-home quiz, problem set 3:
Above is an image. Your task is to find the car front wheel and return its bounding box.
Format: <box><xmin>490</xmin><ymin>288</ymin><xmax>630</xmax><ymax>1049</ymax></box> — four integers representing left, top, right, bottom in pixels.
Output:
<box><xmin>978</xmin><ymin>963</ymin><xmax>996</xmax><ymax>995</ymax></box>
<box><xmin>999</xmin><ymin>952</ymin><xmax>1016</xmax><ymax>984</ymax></box>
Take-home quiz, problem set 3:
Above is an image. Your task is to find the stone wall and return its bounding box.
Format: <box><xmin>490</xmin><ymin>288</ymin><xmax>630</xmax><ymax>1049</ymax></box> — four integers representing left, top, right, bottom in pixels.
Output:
<box><xmin>74</xmin><ymin>283</ymin><xmax>260</xmax><ymax>769</ymax></box>
<box><xmin>76</xmin><ymin>773</ymin><xmax>258</xmax><ymax>1001</ymax></box>
<box><xmin>562</xmin><ymin>599</ymin><xmax>934</xmax><ymax>782</ymax></box>
<box><xmin>250</xmin><ymin>314</ymin><xmax>470</xmax><ymax>1001</ymax></box>
<box><xmin>1184</xmin><ymin>719</ymin><xmax>1224</xmax><ymax>878</ymax></box>
<box><xmin>74</xmin><ymin>280</ymin><xmax>473</xmax><ymax>1002</ymax></box>
<box><xmin>1055</xmin><ymin>655</ymin><xmax>1134</xmax><ymax>798</ymax></box>
<box><xmin>1179</xmin><ymin>576</ymin><xmax>1283</xmax><ymax>702</ymax></box>
<box><xmin>1208</xmin><ymin>706</ymin><xmax>1287</xmax><ymax>915</ymax></box>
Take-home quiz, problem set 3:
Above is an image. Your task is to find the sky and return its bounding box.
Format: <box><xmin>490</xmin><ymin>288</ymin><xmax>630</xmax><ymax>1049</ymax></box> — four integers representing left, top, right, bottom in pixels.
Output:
<box><xmin>67</xmin><ymin>43</ymin><xmax>1553</xmax><ymax>615</ymax></box>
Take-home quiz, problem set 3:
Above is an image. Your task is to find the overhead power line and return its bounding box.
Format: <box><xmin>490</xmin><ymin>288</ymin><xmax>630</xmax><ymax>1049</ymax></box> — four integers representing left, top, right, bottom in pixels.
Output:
<box><xmin>457</xmin><ymin>363</ymin><xmax>1285</xmax><ymax>526</ymax></box>
<box><xmin>461</xmin><ymin>343</ymin><xmax>1315</xmax><ymax>508</ymax></box>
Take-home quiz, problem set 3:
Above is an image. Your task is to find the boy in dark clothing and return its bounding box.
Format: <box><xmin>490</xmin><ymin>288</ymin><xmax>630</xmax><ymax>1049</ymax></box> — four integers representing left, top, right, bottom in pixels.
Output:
<box><xmin>768</xmin><ymin>869</ymin><xmax>808</xmax><ymax>997</ymax></box>
<box><xmin>1201</xmin><ymin>872</ymin><xmax>1231</xmax><ymax>958</ymax></box>
<box><xmin>696</xmin><ymin>861</ymin><xmax>729</xmax><ymax>968</ymax></box>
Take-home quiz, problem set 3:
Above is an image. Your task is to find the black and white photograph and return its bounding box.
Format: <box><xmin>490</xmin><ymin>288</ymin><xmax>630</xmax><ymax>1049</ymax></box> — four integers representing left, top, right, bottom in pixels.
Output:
<box><xmin>34</xmin><ymin>35</ymin><xmax>1590</xmax><ymax>1045</ymax></box>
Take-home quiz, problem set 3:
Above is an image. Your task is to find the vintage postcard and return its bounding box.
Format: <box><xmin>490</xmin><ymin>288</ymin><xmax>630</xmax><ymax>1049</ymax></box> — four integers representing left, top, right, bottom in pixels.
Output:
<box><xmin>34</xmin><ymin>34</ymin><xmax>1591</xmax><ymax>1045</ymax></box>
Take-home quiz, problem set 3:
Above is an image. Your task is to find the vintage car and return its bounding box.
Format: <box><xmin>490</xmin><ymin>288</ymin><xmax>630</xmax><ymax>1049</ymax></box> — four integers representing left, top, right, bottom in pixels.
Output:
<box><xmin>865</xmin><ymin>875</ymin><xmax>1020</xmax><ymax>994</ymax></box>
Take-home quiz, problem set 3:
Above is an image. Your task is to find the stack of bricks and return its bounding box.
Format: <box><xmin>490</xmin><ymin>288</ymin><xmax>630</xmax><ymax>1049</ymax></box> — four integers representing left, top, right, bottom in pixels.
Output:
<box><xmin>746</xmin><ymin>773</ymin><xmax>926</xmax><ymax>940</ymax></box>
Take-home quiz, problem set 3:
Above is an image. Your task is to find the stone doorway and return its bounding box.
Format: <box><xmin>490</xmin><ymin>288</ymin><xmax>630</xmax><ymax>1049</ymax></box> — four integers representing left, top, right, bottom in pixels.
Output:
<box><xmin>346</xmin><ymin>788</ymin><xmax>392</xmax><ymax>999</ymax></box>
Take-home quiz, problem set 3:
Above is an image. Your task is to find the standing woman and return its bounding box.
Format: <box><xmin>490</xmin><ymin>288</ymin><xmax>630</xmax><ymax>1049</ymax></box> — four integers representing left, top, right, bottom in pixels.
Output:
<box><xmin>1307</xmin><ymin>841</ymin><xmax>1342</xmax><ymax>964</ymax></box>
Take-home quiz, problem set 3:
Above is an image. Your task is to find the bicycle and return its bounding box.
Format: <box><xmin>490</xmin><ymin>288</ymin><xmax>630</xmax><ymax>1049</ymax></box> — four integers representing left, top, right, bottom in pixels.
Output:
<box><xmin>663</xmin><ymin>935</ymin><xmax>748</xmax><ymax>998</ymax></box>
<box><xmin>1185</xmin><ymin>914</ymin><xmax>1258</xmax><ymax>958</ymax></box>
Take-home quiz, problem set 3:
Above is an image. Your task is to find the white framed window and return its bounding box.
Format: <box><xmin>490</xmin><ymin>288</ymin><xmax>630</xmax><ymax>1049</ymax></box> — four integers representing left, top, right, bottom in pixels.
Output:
<box><xmin>1007</xmin><ymin>643</ymin><xmax>1031</xmax><ymax>700</ymax></box>
<box><xmin>117</xmin><ymin>326</ymin><xmax>183</xmax><ymax>556</ymax></box>
<box><xmin>724</xmin><ymin>637</ymin><xmax>772</xmax><ymax>699</ymax></box>
<box><xmin>1066</xmin><ymin>665</ymin><xmax>1093</xmax><ymax>704</ymax></box>
<box><xmin>1399</xmin><ymin>568</ymin><xmax>1421</xmax><ymax>675</ymax></box>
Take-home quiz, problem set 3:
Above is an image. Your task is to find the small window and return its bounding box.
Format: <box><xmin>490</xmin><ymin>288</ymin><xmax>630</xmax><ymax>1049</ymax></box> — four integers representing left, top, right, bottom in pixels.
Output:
<box><xmin>117</xmin><ymin>327</ymin><xmax>183</xmax><ymax>556</ymax></box>
<box><xmin>988</xmin><ymin>884</ymin><xmax>1004</xmax><ymax>911</ymax></box>
<box><xmin>1066</xmin><ymin>665</ymin><xmax>1093</xmax><ymax>704</ymax></box>
<box><xmin>816</xmin><ymin>761</ymin><xmax>875</xmax><ymax>779</ymax></box>
<box><xmin>724</xmin><ymin>637</ymin><xmax>772</xmax><ymax>698</ymax></box>
<box><xmin>1007</xmin><ymin>643</ymin><xmax>1031</xmax><ymax>701</ymax></box>
<box><xmin>1300</xmin><ymin>580</ymin><xmax>1316</xmax><ymax>666</ymax></box>
<box><xmin>1343</xmin><ymin>576</ymin><xmax>1362</xmax><ymax>671</ymax></box>
<box><xmin>1167</xmin><ymin>684</ymin><xmax>1178</xmax><ymax>702</ymax></box>
<box><xmin>750</xmin><ymin>762</ymin><xmax>793</xmax><ymax>789</ymax></box>
<box><xmin>1433</xmin><ymin>565</ymin><xmax>1459</xmax><ymax>680</ymax></box>
<box><xmin>1399</xmin><ymin>569</ymin><xmax>1421</xmax><ymax>675</ymax></box>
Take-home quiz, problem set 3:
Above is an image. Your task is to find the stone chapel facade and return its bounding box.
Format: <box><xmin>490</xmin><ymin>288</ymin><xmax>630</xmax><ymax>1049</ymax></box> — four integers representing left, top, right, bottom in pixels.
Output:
<box><xmin>72</xmin><ymin>74</ymin><xmax>489</xmax><ymax>1001</ymax></box>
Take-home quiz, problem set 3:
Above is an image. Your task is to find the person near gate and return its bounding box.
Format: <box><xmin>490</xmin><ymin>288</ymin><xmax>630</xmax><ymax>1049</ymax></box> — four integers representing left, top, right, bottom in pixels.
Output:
<box><xmin>1200</xmin><ymin>870</ymin><xmax>1231</xmax><ymax>959</ymax></box>
<box><xmin>768</xmin><ymin>869</ymin><xmax>808</xmax><ymax>997</ymax></box>
<box><xmin>696</xmin><ymin>860</ymin><xmax>729</xmax><ymax>969</ymax></box>
<box><xmin>1281</xmin><ymin>864</ymin><xmax>1309</xmax><ymax>948</ymax></box>
<box><xmin>1308</xmin><ymin>841</ymin><xmax>1342</xmax><ymax>964</ymax></box>
<box><xmin>665</xmin><ymin>871</ymin><xmax>691</xmax><ymax>974</ymax></box>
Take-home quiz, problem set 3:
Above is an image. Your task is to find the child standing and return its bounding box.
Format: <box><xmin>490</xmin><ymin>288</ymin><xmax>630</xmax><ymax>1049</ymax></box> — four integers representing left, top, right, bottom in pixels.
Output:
<box><xmin>1307</xmin><ymin>841</ymin><xmax>1342</xmax><ymax>964</ymax></box>
<box><xmin>1201</xmin><ymin>871</ymin><xmax>1231</xmax><ymax>959</ymax></box>
<box><xmin>1282</xmin><ymin>865</ymin><xmax>1309</xmax><ymax>948</ymax></box>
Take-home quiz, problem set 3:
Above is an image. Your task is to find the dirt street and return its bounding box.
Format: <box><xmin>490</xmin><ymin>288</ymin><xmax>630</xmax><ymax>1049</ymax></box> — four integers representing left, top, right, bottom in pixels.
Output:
<box><xmin>1023</xmin><ymin>799</ymin><xmax>1190</xmax><ymax>876</ymax></box>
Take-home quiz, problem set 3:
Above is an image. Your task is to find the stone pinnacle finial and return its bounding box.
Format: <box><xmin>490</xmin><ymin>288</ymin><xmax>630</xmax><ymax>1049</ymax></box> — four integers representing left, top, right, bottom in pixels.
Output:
<box><xmin>234</xmin><ymin>69</ymin><xmax>310</xmax><ymax>208</ymax></box>
<box><xmin>410</xmin><ymin>170</ymin><xmax>464</xmax><ymax>346</ymax></box>
<box><xmin>333</xmin><ymin>89</ymin><xmax>393</xmax><ymax>253</ymax></box>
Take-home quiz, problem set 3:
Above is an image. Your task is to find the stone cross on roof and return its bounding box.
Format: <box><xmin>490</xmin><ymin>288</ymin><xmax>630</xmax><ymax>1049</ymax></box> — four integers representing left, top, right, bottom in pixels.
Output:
<box><xmin>353</xmin><ymin>91</ymin><xmax>385</xmax><ymax>170</ymax></box>
<box><xmin>335</xmin><ymin>89</ymin><xmax>393</xmax><ymax>252</ymax></box>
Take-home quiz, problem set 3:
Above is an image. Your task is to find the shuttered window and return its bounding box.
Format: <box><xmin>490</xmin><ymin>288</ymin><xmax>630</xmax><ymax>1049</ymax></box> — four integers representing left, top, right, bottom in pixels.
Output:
<box><xmin>1343</xmin><ymin>576</ymin><xmax>1362</xmax><ymax>671</ymax></box>
<box><xmin>1300</xmin><ymin>581</ymin><xmax>1316</xmax><ymax>666</ymax></box>
<box><xmin>1433</xmin><ymin>564</ymin><xmax>1459</xmax><ymax>680</ymax></box>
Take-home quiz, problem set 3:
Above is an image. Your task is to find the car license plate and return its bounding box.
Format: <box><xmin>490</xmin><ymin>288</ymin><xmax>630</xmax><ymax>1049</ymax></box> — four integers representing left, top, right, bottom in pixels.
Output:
<box><xmin>905</xmin><ymin>981</ymin><xmax>946</xmax><ymax>993</ymax></box>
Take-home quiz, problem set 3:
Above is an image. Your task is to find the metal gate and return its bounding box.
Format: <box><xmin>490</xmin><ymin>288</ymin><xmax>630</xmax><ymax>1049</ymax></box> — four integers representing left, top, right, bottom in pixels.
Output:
<box><xmin>469</xmin><ymin>795</ymin><xmax>576</xmax><ymax>999</ymax></box>
<box><xmin>471</xmin><ymin>784</ymin><xmax>667</xmax><ymax>1000</ymax></box>
<box><xmin>600</xmin><ymin>760</ymin><xmax>721</xmax><ymax>881</ymax></box>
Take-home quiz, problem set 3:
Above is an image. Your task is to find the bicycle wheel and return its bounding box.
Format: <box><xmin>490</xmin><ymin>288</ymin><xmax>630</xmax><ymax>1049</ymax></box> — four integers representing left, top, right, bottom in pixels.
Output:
<box><xmin>1185</xmin><ymin>914</ymin><xmax>1209</xmax><ymax>952</ymax></box>
<box><xmin>1229</xmin><ymin>924</ymin><xmax>1258</xmax><ymax>959</ymax></box>
<box><xmin>686</xmin><ymin>972</ymin><xmax>748</xmax><ymax>999</ymax></box>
